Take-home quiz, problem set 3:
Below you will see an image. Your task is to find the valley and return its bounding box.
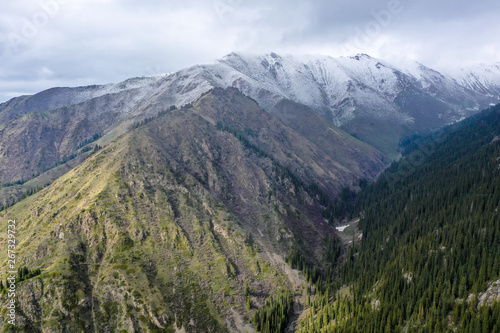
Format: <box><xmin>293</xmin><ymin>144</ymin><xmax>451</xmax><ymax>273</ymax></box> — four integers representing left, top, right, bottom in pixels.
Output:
<box><xmin>0</xmin><ymin>53</ymin><xmax>498</xmax><ymax>332</ymax></box>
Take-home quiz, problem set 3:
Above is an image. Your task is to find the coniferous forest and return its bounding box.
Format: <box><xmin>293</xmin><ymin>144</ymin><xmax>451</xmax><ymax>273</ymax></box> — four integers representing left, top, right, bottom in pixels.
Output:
<box><xmin>295</xmin><ymin>105</ymin><xmax>500</xmax><ymax>332</ymax></box>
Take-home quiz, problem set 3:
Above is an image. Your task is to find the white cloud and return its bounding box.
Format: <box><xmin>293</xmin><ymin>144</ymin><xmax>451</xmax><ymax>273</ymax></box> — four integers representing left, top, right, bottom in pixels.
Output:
<box><xmin>0</xmin><ymin>0</ymin><xmax>499</xmax><ymax>103</ymax></box>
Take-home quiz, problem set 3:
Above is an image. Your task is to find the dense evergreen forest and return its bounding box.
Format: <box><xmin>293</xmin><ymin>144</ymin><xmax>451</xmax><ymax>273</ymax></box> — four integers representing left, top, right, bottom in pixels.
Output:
<box><xmin>292</xmin><ymin>105</ymin><xmax>500</xmax><ymax>332</ymax></box>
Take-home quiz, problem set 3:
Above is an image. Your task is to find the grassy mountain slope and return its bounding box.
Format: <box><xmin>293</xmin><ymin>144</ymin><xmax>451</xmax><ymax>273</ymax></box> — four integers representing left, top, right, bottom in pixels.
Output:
<box><xmin>0</xmin><ymin>84</ymin><xmax>388</xmax><ymax>213</ymax></box>
<box><xmin>0</xmin><ymin>93</ymin><xmax>123</xmax><ymax>208</ymax></box>
<box><xmin>0</xmin><ymin>88</ymin><xmax>387</xmax><ymax>332</ymax></box>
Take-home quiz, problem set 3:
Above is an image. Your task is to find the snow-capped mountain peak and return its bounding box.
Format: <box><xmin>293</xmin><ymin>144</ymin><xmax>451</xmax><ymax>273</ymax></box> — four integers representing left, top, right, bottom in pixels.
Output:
<box><xmin>207</xmin><ymin>52</ymin><xmax>495</xmax><ymax>126</ymax></box>
<box><xmin>445</xmin><ymin>63</ymin><xmax>500</xmax><ymax>97</ymax></box>
<box><xmin>2</xmin><ymin>52</ymin><xmax>498</xmax><ymax>157</ymax></box>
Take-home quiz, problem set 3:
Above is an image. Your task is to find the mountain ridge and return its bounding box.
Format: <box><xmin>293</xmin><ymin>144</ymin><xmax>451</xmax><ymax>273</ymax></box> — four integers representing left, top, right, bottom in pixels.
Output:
<box><xmin>2</xmin><ymin>52</ymin><xmax>497</xmax><ymax>159</ymax></box>
<box><xmin>0</xmin><ymin>51</ymin><xmax>499</xmax><ymax>332</ymax></box>
<box><xmin>2</xmin><ymin>52</ymin><xmax>499</xmax><ymax>211</ymax></box>
<box><xmin>0</xmin><ymin>88</ymin><xmax>386</xmax><ymax>331</ymax></box>
<box><xmin>445</xmin><ymin>62</ymin><xmax>500</xmax><ymax>97</ymax></box>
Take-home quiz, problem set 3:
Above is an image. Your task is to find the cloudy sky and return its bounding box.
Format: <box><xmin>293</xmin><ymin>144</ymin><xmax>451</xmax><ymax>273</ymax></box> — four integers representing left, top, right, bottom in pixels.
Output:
<box><xmin>0</xmin><ymin>0</ymin><xmax>499</xmax><ymax>103</ymax></box>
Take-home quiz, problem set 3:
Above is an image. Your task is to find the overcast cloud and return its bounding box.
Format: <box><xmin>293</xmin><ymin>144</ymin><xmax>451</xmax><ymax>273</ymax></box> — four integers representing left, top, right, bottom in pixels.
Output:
<box><xmin>0</xmin><ymin>0</ymin><xmax>499</xmax><ymax>103</ymax></box>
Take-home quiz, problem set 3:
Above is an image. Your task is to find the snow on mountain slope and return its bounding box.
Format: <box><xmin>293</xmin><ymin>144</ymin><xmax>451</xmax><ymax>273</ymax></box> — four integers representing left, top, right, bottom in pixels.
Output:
<box><xmin>207</xmin><ymin>52</ymin><xmax>493</xmax><ymax>127</ymax></box>
<box><xmin>446</xmin><ymin>63</ymin><xmax>500</xmax><ymax>98</ymax></box>
<box><xmin>392</xmin><ymin>58</ymin><xmax>488</xmax><ymax>108</ymax></box>
<box><xmin>173</xmin><ymin>52</ymin><xmax>496</xmax><ymax>156</ymax></box>
<box><xmin>2</xmin><ymin>52</ymin><xmax>497</xmax><ymax>155</ymax></box>
<box><xmin>0</xmin><ymin>69</ymin><xmax>215</xmax><ymax>124</ymax></box>
<box><xmin>212</xmin><ymin>52</ymin><xmax>404</xmax><ymax>125</ymax></box>
<box><xmin>0</xmin><ymin>75</ymin><xmax>168</xmax><ymax>123</ymax></box>
<box><xmin>3</xmin><ymin>52</ymin><xmax>495</xmax><ymax>128</ymax></box>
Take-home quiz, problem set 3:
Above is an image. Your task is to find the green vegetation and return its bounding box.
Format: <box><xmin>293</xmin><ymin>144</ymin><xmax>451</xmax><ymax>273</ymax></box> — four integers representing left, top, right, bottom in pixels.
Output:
<box><xmin>16</xmin><ymin>266</ymin><xmax>42</xmax><ymax>283</ymax></box>
<box><xmin>1</xmin><ymin>89</ymin><xmax>311</xmax><ymax>332</ymax></box>
<box><xmin>320</xmin><ymin>186</ymin><xmax>357</xmax><ymax>222</ymax></box>
<box><xmin>0</xmin><ymin>185</ymin><xmax>47</xmax><ymax>212</ymax></box>
<box><xmin>252</xmin><ymin>290</ymin><xmax>293</xmax><ymax>333</ymax></box>
<box><xmin>297</xmin><ymin>105</ymin><xmax>500</xmax><ymax>332</ymax></box>
<box><xmin>0</xmin><ymin>143</ymin><xmax>102</xmax><ymax>212</ymax></box>
<box><xmin>76</xmin><ymin>132</ymin><xmax>103</xmax><ymax>149</ymax></box>
<box><xmin>216</xmin><ymin>121</ymin><xmax>348</xmax><ymax>225</ymax></box>
<box><xmin>0</xmin><ymin>87</ymin><xmax>421</xmax><ymax>332</ymax></box>
<box><xmin>286</xmin><ymin>245</ymin><xmax>320</xmax><ymax>285</ymax></box>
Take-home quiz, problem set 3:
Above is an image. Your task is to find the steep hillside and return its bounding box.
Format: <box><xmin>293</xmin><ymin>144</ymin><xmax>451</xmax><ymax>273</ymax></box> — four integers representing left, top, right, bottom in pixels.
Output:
<box><xmin>1</xmin><ymin>52</ymin><xmax>497</xmax><ymax>185</ymax></box>
<box><xmin>0</xmin><ymin>73</ymin><xmax>206</xmax><ymax>186</ymax></box>
<box><xmin>0</xmin><ymin>72</ymin><xmax>214</xmax><ymax>208</ymax></box>
<box><xmin>446</xmin><ymin>63</ymin><xmax>500</xmax><ymax>97</ymax></box>
<box><xmin>0</xmin><ymin>55</ymin><xmax>498</xmax><ymax>332</ymax></box>
<box><xmin>0</xmin><ymin>88</ymin><xmax>386</xmax><ymax>332</ymax></box>
<box><xmin>271</xmin><ymin>98</ymin><xmax>388</xmax><ymax>176</ymax></box>
<box><xmin>0</xmin><ymin>73</ymin><xmax>388</xmax><ymax>211</ymax></box>
<box><xmin>212</xmin><ymin>53</ymin><xmax>494</xmax><ymax>155</ymax></box>
<box><xmin>297</xmin><ymin>105</ymin><xmax>500</xmax><ymax>332</ymax></box>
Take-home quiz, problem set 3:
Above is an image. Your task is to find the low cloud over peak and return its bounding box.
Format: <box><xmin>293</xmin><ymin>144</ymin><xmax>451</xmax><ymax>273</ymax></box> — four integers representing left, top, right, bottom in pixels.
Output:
<box><xmin>0</xmin><ymin>0</ymin><xmax>499</xmax><ymax>102</ymax></box>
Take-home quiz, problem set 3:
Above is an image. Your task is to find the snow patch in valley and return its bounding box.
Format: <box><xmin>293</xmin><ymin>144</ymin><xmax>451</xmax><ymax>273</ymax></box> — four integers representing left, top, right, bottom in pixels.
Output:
<box><xmin>336</xmin><ymin>225</ymin><xmax>349</xmax><ymax>232</ymax></box>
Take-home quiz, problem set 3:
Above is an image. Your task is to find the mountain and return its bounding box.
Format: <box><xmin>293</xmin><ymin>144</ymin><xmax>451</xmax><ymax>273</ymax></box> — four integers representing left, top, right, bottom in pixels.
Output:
<box><xmin>0</xmin><ymin>72</ymin><xmax>215</xmax><ymax>208</ymax></box>
<box><xmin>0</xmin><ymin>88</ymin><xmax>386</xmax><ymax>332</ymax></box>
<box><xmin>446</xmin><ymin>62</ymin><xmax>500</xmax><ymax>97</ymax></box>
<box><xmin>200</xmin><ymin>52</ymin><xmax>496</xmax><ymax>155</ymax></box>
<box><xmin>1</xmin><ymin>53</ymin><xmax>497</xmax><ymax>178</ymax></box>
<box><xmin>0</xmin><ymin>77</ymin><xmax>387</xmax><ymax>210</ymax></box>
<box><xmin>0</xmin><ymin>53</ymin><xmax>499</xmax><ymax>332</ymax></box>
<box><xmin>297</xmin><ymin>105</ymin><xmax>500</xmax><ymax>332</ymax></box>
<box><xmin>216</xmin><ymin>53</ymin><xmax>488</xmax><ymax>123</ymax></box>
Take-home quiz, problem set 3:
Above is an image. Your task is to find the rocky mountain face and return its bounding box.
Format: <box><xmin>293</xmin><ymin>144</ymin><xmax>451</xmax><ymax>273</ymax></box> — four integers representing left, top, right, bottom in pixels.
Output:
<box><xmin>0</xmin><ymin>88</ymin><xmax>386</xmax><ymax>332</ymax></box>
<box><xmin>210</xmin><ymin>53</ymin><xmax>496</xmax><ymax>156</ymax></box>
<box><xmin>1</xmin><ymin>54</ymin><xmax>497</xmax><ymax>183</ymax></box>
<box><xmin>446</xmin><ymin>62</ymin><xmax>500</xmax><ymax>97</ymax></box>
<box><xmin>0</xmin><ymin>52</ymin><xmax>499</xmax><ymax>332</ymax></box>
<box><xmin>216</xmin><ymin>53</ymin><xmax>487</xmax><ymax>122</ymax></box>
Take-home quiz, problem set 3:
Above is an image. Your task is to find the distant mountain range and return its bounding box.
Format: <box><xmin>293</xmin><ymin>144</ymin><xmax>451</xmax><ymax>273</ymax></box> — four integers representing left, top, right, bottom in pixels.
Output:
<box><xmin>1</xmin><ymin>52</ymin><xmax>499</xmax><ymax>205</ymax></box>
<box><xmin>2</xmin><ymin>53</ymin><xmax>498</xmax><ymax>161</ymax></box>
<box><xmin>445</xmin><ymin>62</ymin><xmax>500</xmax><ymax>97</ymax></box>
<box><xmin>0</xmin><ymin>53</ymin><xmax>499</xmax><ymax>332</ymax></box>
